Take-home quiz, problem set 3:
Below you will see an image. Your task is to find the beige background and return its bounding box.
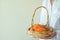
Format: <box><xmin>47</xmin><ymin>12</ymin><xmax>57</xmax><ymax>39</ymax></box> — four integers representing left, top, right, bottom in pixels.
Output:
<box><xmin>0</xmin><ymin>0</ymin><xmax>42</xmax><ymax>40</ymax></box>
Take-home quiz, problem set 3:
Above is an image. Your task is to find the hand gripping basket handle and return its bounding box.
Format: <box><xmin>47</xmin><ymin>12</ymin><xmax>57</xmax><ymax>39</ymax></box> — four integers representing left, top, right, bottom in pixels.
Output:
<box><xmin>31</xmin><ymin>6</ymin><xmax>49</xmax><ymax>28</ymax></box>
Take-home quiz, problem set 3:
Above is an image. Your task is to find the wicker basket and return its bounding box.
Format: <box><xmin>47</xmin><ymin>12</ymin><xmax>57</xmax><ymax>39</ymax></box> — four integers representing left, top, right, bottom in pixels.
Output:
<box><xmin>27</xmin><ymin>6</ymin><xmax>56</xmax><ymax>39</ymax></box>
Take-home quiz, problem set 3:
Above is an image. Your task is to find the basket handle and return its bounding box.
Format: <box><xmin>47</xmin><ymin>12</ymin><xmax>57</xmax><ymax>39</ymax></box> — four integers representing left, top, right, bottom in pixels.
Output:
<box><xmin>31</xmin><ymin>6</ymin><xmax>49</xmax><ymax>28</ymax></box>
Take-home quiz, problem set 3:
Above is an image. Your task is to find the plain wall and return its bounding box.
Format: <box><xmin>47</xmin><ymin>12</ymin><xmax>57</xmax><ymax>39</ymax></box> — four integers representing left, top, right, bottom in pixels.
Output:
<box><xmin>0</xmin><ymin>0</ymin><xmax>42</xmax><ymax>40</ymax></box>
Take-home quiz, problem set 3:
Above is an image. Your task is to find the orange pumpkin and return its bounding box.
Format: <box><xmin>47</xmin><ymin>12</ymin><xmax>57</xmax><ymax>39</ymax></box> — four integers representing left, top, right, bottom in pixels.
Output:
<box><xmin>32</xmin><ymin>24</ymin><xmax>46</xmax><ymax>32</ymax></box>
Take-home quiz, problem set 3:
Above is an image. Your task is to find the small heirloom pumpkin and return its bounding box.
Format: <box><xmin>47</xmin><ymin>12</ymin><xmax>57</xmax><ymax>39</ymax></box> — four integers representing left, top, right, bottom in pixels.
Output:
<box><xmin>32</xmin><ymin>24</ymin><xmax>46</xmax><ymax>32</ymax></box>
